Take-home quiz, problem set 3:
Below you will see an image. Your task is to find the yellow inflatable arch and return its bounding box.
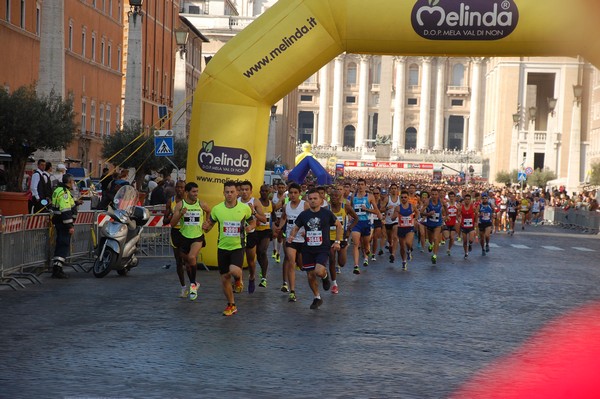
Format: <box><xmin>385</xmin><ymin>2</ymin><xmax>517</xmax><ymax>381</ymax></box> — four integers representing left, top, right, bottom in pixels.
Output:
<box><xmin>188</xmin><ymin>0</ymin><xmax>600</xmax><ymax>265</ymax></box>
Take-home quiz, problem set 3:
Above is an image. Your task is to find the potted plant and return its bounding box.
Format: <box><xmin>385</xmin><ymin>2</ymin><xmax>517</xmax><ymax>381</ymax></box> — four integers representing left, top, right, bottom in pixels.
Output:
<box><xmin>0</xmin><ymin>86</ymin><xmax>76</xmax><ymax>215</ymax></box>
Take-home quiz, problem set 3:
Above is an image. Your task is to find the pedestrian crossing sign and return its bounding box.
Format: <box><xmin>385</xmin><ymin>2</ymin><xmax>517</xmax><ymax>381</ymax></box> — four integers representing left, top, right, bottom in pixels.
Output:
<box><xmin>518</xmin><ymin>171</ymin><xmax>527</xmax><ymax>182</ymax></box>
<box><xmin>154</xmin><ymin>137</ymin><xmax>174</xmax><ymax>157</ymax></box>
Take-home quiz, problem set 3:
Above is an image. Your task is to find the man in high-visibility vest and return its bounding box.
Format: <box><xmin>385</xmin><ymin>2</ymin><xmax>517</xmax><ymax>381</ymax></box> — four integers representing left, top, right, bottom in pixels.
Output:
<box><xmin>51</xmin><ymin>173</ymin><xmax>78</xmax><ymax>279</ymax></box>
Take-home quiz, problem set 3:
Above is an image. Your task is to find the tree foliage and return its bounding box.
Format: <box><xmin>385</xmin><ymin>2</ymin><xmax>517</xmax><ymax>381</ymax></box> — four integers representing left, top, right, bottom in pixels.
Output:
<box><xmin>527</xmin><ymin>168</ymin><xmax>557</xmax><ymax>188</ymax></box>
<box><xmin>0</xmin><ymin>86</ymin><xmax>77</xmax><ymax>191</ymax></box>
<box><xmin>495</xmin><ymin>170</ymin><xmax>512</xmax><ymax>186</ymax></box>
<box><xmin>589</xmin><ymin>161</ymin><xmax>600</xmax><ymax>185</ymax></box>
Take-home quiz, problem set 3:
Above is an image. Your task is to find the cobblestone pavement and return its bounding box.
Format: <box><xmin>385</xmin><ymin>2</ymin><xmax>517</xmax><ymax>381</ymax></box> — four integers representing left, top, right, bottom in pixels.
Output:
<box><xmin>1</xmin><ymin>226</ymin><xmax>599</xmax><ymax>398</ymax></box>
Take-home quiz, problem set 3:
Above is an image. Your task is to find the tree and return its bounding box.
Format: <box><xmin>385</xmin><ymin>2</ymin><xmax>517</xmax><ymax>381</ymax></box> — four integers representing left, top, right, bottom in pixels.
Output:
<box><xmin>102</xmin><ymin>121</ymin><xmax>188</xmax><ymax>187</ymax></box>
<box><xmin>0</xmin><ymin>86</ymin><xmax>77</xmax><ymax>191</ymax></box>
<box><xmin>527</xmin><ymin>168</ymin><xmax>557</xmax><ymax>189</ymax></box>
<box><xmin>590</xmin><ymin>161</ymin><xmax>600</xmax><ymax>185</ymax></box>
<box><xmin>495</xmin><ymin>170</ymin><xmax>512</xmax><ymax>186</ymax></box>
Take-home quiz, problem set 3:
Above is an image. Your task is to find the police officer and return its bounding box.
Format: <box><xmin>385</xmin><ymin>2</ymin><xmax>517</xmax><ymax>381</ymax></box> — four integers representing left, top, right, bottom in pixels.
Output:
<box><xmin>51</xmin><ymin>173</ymin><xmax>78</xmax><ymax>279</ymax></box>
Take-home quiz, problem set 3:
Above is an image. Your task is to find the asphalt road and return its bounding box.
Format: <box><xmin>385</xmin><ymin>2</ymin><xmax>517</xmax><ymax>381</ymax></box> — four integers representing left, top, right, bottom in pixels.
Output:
<box><xmin>1</xmin><ymin>226</ymin><xmax>599</xmax><ymax>398</ymax></box>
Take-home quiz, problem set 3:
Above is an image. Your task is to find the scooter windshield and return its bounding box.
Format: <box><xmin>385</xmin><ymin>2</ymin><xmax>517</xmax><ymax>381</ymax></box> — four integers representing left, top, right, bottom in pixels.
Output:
<box><xmin>112</xmin><ymin>185</ymin><xmax>139</xmax><ymax>213</ymax></box>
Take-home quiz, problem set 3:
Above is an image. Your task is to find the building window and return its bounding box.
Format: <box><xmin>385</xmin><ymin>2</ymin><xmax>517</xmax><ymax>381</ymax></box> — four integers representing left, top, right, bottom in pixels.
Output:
<box><xmin>81</xmin><ymin>30</ymin><xmax>86</xmax><ymax>57</ymax></box>
<box><xmin>407</xmin><ymin>98</ymin><xmax>418</xmax><ymax>105</ymax></box>
<box><xmin>105</xmin><ymin>105</ymin><xmax>111</xmax><ymax>135</ymax></box>
<box><xmin>92</xmin><ymin>0</ymin><xmax>96</xmax><ymax>7</ymax></box>
<box><xmin>109</xmin><ymin>0</ymin><xmax>112</xmax><ymax>17</ymax></box>
<box><xmin>451</xmin><ymin>64</ymin><xmax>465</xmax><ymax>86</ymax></box>
<box><xmin>343</xmin><ymin>125</ymin><xmax>356</xmax><ymax>147</ymax></box>
<box><xmin>115</xmin><ymin>106</ymin><xmax>120</xmax><ymax>130</ymax></box>
<box><xmin>35</xmin><ymin>2</ymin><xmax>40</xmax><ymax>35</ymax></box>
<box><xmin>81</xmin><ymin>98</ymin><xmax>87</xmax><ymax>134</ymax></box>
<box><xmin>405</xmin><ymin>127</ymin><xmax>417</xmax><ymax>150</ymax></box>
<box><xmin>6</xmin><ymin>0</ymin><xmax>10</xmax><ymax>22</ymax></box>
<box><xmin>91</xmin><ymin>33</ymin><xmax>96</xmax><ymax>61</ymax></box>
<box><xmin>117</xmin><ymin>0</ymin><xmax>121</xmax><ymax>18</ymax></box>
<box><xmin>20</xmin><ymin>0</ymin><xmax>25</xmax><ymax>29</ymax></box>
<box><xmin>408</xmin><ymin>64</ymin><xmax>419</xmax><ymax>86</ymax></box>
<box><xmin>99</xmin><ymin>104</ymin><xmax>104</xmax><ymax>136</ymax></box>
<box><xmin>451</xmin><ymin>99</ymin><xmax>464</xmax><ymax>107</ymax></box>
<box><xmin>101</xmin><ymin>40</ymin><xmax>105</xmax><ymax>65</ymax></box>
<box><xmin>117</xmin><ymin>47</ymin><xmax>122</xmax><ymax>72</ymax></box>
<box><xmin>90</xmin><ymin>101</ymin><xmax>96</xmax><ymax>135</ymax></box>
<box><xmin>102</xmin><ymin>0</ymin><xmax>106</xmax><ymax>13</ymax></box>
<box><xmin>300</xmin><ymin>95</ymin><xmax>313</xmax><ymax>102</ymax></box>
<box><xmin>68</xmin><ymin>21</ymin><xmax>73</xmax><ymax>50</ymax></box>
<box><xmin>346</xmin><ymin>62</ymin><xmax>357</xmax><ymax>85</ymax></box>
<box><xmin>371</xmin><ymin>59</ymin><xmax>381</xmax><ymax>84</ymax></box>
<box><xmin>107</xmin><ymin>43</ymin><xmax>112</xmax><ymax>68</ymax></box>
<box><xmin>346</xmin><ymin>96</ymin><xmax>356</xmax><ymax>104</ymax></box>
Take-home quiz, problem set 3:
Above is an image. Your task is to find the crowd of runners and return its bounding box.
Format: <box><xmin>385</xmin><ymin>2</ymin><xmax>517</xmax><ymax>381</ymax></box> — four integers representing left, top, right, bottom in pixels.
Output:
<box><xmin>161</xmin><ymin>172</ymin><xmax>597</xmax><ymax>316</ymax></box>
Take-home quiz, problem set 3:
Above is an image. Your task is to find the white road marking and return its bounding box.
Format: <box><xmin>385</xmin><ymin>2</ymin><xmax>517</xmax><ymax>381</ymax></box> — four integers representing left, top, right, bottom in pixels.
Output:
<box><xmin>572</xmin><ymin>247</ymin><xmax>596</xmax><ymax>252</ymax></box>
<box><xmin>510</xmin><ymin>244</ymin><xmax>531</xmax><ymax>249</ymax></box>
<box><xmin>542</xmin><ymin>246</ymin><xmax>564</xmax><ymax>251</ymax></box>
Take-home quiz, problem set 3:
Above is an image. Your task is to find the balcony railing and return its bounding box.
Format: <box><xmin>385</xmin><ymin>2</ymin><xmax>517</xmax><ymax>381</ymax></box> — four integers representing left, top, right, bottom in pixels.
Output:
<box><xmin>447</xmin><ymin>85</ymin><xmax>470</xmax><ymax>95</ymax></box>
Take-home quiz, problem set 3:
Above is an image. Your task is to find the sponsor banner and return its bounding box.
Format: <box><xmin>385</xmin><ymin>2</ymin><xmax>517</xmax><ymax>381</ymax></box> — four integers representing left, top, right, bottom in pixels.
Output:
<box><xmin>343</xmin><ymin>161</ymin><xmax>434</xmax><ymax>170</ymax></box>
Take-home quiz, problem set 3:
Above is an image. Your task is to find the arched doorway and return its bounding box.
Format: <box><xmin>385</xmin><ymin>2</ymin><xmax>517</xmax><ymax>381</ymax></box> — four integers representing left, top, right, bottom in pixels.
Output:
<box><xmin>343</xmin><ymin>125</ymin><xmax>356</xmax><ymax>148</ymax></box>
<box><xmin>405</xmin><ymin>127</ymin><xmax>417</xmax><ymax>150</ymax></box>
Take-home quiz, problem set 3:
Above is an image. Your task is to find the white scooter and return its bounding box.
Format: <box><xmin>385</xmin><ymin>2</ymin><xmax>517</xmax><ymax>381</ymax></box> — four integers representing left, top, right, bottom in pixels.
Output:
<box><xmin>93</xmin><ymin>185</ymin><xmax>149</xmax><ymax>278</ymax></box>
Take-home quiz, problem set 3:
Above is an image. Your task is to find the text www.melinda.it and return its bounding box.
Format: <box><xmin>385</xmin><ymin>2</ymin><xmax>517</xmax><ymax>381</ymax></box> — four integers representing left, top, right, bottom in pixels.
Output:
<box><xmin>243</xmin><ymin>17</ymin><xmax>318</xmax><ymax>78</ymax></box>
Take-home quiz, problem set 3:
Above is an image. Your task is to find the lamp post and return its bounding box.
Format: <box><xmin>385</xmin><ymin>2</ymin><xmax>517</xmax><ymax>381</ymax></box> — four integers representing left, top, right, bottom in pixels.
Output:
<box><xmin>545</xmin><ymin>97</ymin><xmax>558</xmax><ymax>173</ymax></box>
<box><xmin>175</xmin><ymin>29</ymin><xmax>189</xmax><ymax>59</ymax></box>
<box><xmin>511</xmin><ymin>111</ymin><xmax>521</xmax><ymax>172</ymax></box>
<box><xmin>567</xmin><ymin>84</ymin><xmax>583</xmax><ymax>194</ymax></box>
<box><xmin>173</xmin><ymin>28</ymin><xmax>189</xmax><ymax>139</ymax></box>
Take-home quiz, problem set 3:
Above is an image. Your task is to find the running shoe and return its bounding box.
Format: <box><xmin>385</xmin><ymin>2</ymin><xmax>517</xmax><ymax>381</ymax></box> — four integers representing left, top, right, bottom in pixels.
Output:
<box><xmin>431</xmin><ymin>254</ymin><xmax>437</xmax><ymax>264</ymax></box>
<box><xmin>259</xmin><ymin>278</ymin><xmax>267</xmax><ymax>288</ymax></box>
<box><xmin>248</xmin><ymin>279</ymin><xmax>256</xmax><ymax>294</ymax></box>
<box><xmin>428</xmin><ymin>243</ymin><xmax>433</xmax><ymax>252</ymax></box>
<box><xmin>389</xmin><ymin>255</ymin><xmax>395</xmax><ymax>263</ymax></box>
<box><xmin>223</xmin><ymin>304</ymin><xmax>238</xmax><ymax>316</ymax></box>
<box><xmin>371</xmin><ymin>254</ymin><xmax>376</xmax><ymax>261</ymax></box>
<box><xmin>331</xmin><ymin>284</ymin><xmax>339</xmax><ymax>294</ymax></box>
<box><xmin>485</xmin><ymin>243</ymin><xmax>490</xmax><ymax>252</ymax></box>
<box><xmin>272</xmin><ymin>250</ymin><xmax>277</xmax><ymax>259</ymax></box>
<box><xmin>468</xmin><ymin>243</ymin><xmax>472</xmax><ymax>252</ymax></box>
<box><xmin>275</xmin><ymin>253</ymin><xmax>281</xmax><ymax>263</ymax></box>
<box><xmin>482</xmin><ymin>249</ymin><xmax>486</xmax><ymax>256</ymax></box>
<box><xmin>464</xmin><ymin>252</ymin><xmax>469</xmax><ymax>259</ymax></box>
<box><xmin>281</xmin><ymin>282</ymin><xmax>289</xmax><ymax>292</ymax></box>
<box><xmin>457</xmin><ymin>236</ymin><xmax>462</xmax><ymax>242</ymax></box>
<box><xmin>322</xmin><ymin>274</ymin><xmax>331</xmax><ymax>291</ymax></box>
<box><xmin>310</xmin><ymin>297</ymin><xmax>323</xmax><ymax>309</ymax></box>
<box><xmin>189</xmin><ymin>283</ymin><xmax>198</xmax><ymax>301</ymax></box>
<box><xmin>363</xmin><ymin>258</ymin><xmax>369</xmax><ymax>267</ymax></box>
<box><xmin>402</xmin><ymin>261</ymin><xmax>407</xmax><ymax>271</ymax></box>
<box><xmin>408</xmin><ymin>250</ymin><xmax>413</xmax><ymax>261</ymax></box>
<box><xmin>179</xmin><ymin>285</ymin><xmax>189</xmax><ymax>298</ymax></box>
<box><xmin>288</xmin><ymin>291</ymin><xmax>297</xmax><ymax>302</ymax></box>
<box><xmin>378</xmin><ymin>249</ymin><xmax>384</xmax><ymax>256</ymax></box>
<box><xmin>447</xmin><ymin>249</ymin><xmax>451</xmax><ymax>256</ymax></box>
<box><xmin>234</xmin><ymin>279</ymin><xmax>244</xmax><ymax>293</ymax></box>
<box><xmin>353</xmin><ymin>265</ymin><xmax>361</xmax><ymax>275</ymax></box>
<box><xmin>335</xmin><ymin>266</ymin><xmax>342</xmax><ymax>274</ymax></box>
<box><xmin>522</xmin><ymin>225</ymin><xmax>525</xmax><ymax>230</ymax></box>
<box><xmin>440</xmin><ymin>240</ymin><xmax>446</xmax><ymax>246</ymax></box>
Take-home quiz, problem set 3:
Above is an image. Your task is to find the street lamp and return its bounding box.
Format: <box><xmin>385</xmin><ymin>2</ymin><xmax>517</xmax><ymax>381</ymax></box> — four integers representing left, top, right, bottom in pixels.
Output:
<box><xmin>573</xmin><ymin>84</ymin><xmax>583</xmax><ymax>105</ymax></box>
<box><xmin>528</xmin><ymin>106</ymin><xmax>537</xmax><ymax>122</ymax></box>
<box><xmin>512</xmin><ymin>112</ymin><xmax>520</xmax><ymax>126</ymax></box>
<box><xmin>547</xmin><ymin>97</ymin><xmax>557</xmax><ymax>116</ymax></box>
<box><xmin>270</xmin><ymin>104</ymin><xmax>277</xmax><ymax>119</ymax></box>
<box><xmin>128</xmin><ymin>0</ymin><xmax>143</xmax><ymax>19</ymax></box>
<box><xmin>175</xmin><ymin>29</ymin><xmax>189</xmax><ymax>59</ymax></box>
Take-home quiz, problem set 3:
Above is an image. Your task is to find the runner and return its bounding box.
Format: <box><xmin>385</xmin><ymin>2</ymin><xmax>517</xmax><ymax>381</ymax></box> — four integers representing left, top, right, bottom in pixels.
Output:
<box><xmin>417</xmin><ymin>191</ymin><xmax>430</xmax><ymax>252</ymax></box>
<box><xmin>458</xmin><ymin>193</ymin><xmax>478</xmax><ymax>258</ymax></box>
<box><xmin>239</xmin><ymin>180</ymin><xmax>267</xmax><ymax>294</ymax></box>
<box><xmin>478</xmin><ymin>192</ymin><xmax>495</xmax><ymax>256</ymax></box>
<box><xmin>287</xmin><ymin>188</ymin><xmax>343</xmax><ymax>309</ymax></box>
<box><xmin>328</xmin><ymin>188</ymin><xmax>358</xmax><ymax>294</ymax></box>
<box><xmin>392</xmin><ymin>189</ymin><xmax>419</xmax><ymax>270</ymax></box>
<box><xmin>506</xmin><ymin>191</ymin><xmax>518</xmax><ymax>236</ymax></box>
<box><xmin>163</xmin><ymin>180</ymin><xmax>188</xmax><ymax>297</ymax></box>
<box><xmin>350</xmin><ymin>178</ymin><xmax>383</xmax><ymax>274</ymax></box>
<box><xmin>443</xmin><ymin>191</ymin><xmax>459</xmax><ymax>256</ymax></box>
<box><xmin>370</xmin><ymin>187</ymin><xmax>386</xmax><ymax>261</ymax></box>
<box><xmin>170</xmin><ymin>182</ymin><xmax>211</xmax><ymax>301</ymax></box>
<box><xmin>274</xmin><ymin>183</ymin><xmax>308</xmax><ymax>302</ymax></box>
<box><xmin>423</xmin><ymin>188</ymin><xmax>447</xmax><ymax>264</ymax></box>
<box><xmin>384</xmin><ymin>183</ymin><xmax>401</xmax><ymax>263</ymax></box>
<box><xmin>202</xmin><ymin>181</ymin><xmax>255</xmax><ymax>316</ymax></box>
<box><xmin>271</xmin><ymin>182</ymin><xmax>287</xmax><ymax>263</ymax></box>
<box><xmin>531</xmin><ymin>194</ymin><xmax>542</xmax><ymax>225</ymax></box>
<box><xmin>256</xmin><ymin>184</ymin><xmax>276</xmax><ymax>288</ymax></box>
<box><xmin>519</xmin><ymin>193</ymin><xmax>531</xmax><ymax>231</ymax></box>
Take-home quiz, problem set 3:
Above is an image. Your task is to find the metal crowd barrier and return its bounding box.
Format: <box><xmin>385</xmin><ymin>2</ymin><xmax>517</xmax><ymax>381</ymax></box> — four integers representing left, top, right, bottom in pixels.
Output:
<box><xmin>545</xmin><ymin>206</ymin><xmax>600</xmax><ymax>234</ymax></box>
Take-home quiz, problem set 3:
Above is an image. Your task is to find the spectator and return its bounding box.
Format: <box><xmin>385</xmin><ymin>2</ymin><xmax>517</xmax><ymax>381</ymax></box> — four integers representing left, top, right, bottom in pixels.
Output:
<box><xmin>150</xmin><ymin>179</ymin><xmax>167</xmax><ymax>205</ymax></box>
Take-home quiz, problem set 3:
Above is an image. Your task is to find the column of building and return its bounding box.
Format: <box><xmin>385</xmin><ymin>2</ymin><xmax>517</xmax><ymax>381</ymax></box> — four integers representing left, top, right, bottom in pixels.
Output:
<box><xmin>433</xmin><ymin>57</ymin><xmax>446</xmax><ymax>151</ymax></box>
<box><xmin>172</xmin><ymin>48</ymin><xmax>187</xmax><ymax>139</ymax></box>
<box><xmin>567</xmin><ymin>95</ymin><xmax>582</xmax><ymax>193</ymax></box>
<box><xmin>356</xmin><ymin>55</ymin><xmax>370</xmax><ymax>149</ymax></box>
<box><xmin>317</xmin><ymin>62</ymin><xmax>330</xmax><ymax>146</ymax></box>
<box><xmin>331</xmin><ymin>55</ymin><xmax>345</xmax><ymax>147</ymax></box>
<box><xmin>38</xmin><ymin>0</ymin><xmax>65</xmax><ymax>97</ymax></box>
<box><xmin>417</xmin><ymin>57</ymin><xmax>432</xmax><ymax>151</ymax></box>
<box><xmin>123</xmin><ymin>11</ymin><xmax>143</xmax><ymax>123</ymax></box>
<box><xmin>467</xmin><ymin>57</ymin><xmax>484</xmax><ymax>151</ymax></box>
<box><xmin>392</xmin><ymin>57</ymin><xmax>406</xmax><ymax>150</ymax></box>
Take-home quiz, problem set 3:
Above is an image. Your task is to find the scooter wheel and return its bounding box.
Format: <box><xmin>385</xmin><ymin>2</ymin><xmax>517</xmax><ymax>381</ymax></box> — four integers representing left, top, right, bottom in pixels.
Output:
<box><xmin>93</xmin><ymin>248</ymin><xmax>116</xmax><ymax>278</ymax></box>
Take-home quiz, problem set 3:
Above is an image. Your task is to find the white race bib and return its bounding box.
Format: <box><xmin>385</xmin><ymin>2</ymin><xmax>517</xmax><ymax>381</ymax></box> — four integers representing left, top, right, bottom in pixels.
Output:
<box><xmin>306</xmin><ymin>230</ymin><xmax>323</xmax><ymax>246</ymax></box>
<box><xmin>463</xmin><ymin>218</ymin><xmax>473</xmax><ymax>227</ymax></box>
<box><xmin>223</xmin><ymin>221</ymin><xmax>241</xmax><ymax>237</ymax></box>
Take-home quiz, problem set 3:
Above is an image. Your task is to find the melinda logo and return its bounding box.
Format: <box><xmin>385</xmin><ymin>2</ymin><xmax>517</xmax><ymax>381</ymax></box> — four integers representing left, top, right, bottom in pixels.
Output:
<box><xmin>411</xmin><ymin>0</ymin><xmax>519</xmax><ymax>41</ymax></box>
<box><xmin>198</xmin><ymin>140</ymin><xmax>252</xmax><ymax>176</ymax></box>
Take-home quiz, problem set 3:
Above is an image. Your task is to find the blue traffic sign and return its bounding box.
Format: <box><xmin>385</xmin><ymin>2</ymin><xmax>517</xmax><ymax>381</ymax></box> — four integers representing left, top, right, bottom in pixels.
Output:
<box><xmin>518</xmin><ymin>171</ymin><xmax>527</xmax><ymax>182</ymax></box>
<box><xmin>274</xmin><ymin>164</ymin><xmax>285</xmax><ymax>175</ymax></box>
<box><xmin>155</xmin><ymin>137</ymin><xmax>174</xmax><ymax>157</ymax></box>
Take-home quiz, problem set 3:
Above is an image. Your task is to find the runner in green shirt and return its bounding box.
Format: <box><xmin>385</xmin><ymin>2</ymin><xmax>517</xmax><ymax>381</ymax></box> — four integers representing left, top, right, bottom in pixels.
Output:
<box><xmin>203</xmin><ymin>181</ymin><xmax>255</xmax><ymax>316</ymax></box>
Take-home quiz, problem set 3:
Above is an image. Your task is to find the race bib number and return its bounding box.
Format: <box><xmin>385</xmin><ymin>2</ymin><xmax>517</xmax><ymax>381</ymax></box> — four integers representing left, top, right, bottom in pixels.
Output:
<box><xmin>400</xmin><ymin>216</ymin><xmax>412</xmax><ymax>227</ymax></box>
<box><xmin>521</xmin><ymin>205</ymin><xmax>528</xmax><ymax>211</ymax></box>
<box><xmin>331</xmin><ymin>215</ymin><xmax>343</xmax><ymax>231</ymax></box>
<box><xmin>463</xmin><ymin>218</ymin><xmax>473</xmax><ymax>227</ymax></box>
<box><xmin>481</xmin><ymin>212</ymin><xmax>491</xmax><ymax>222</ymax></box>
<box><xmin>223</xmin><ymin>221</ymin><xmax>241</xmax><ymax>237</ymax></box>
<box><xmin>184</xmin><ymin>211</ymin><xmax>201</xmax><ymax>225</ymax></box>
<box><xmin>354</xmin><ymin>207</ymin><xmax>366</xmax><ymax>216</ymax></box>
<box><xmin>260</xmin><ymin>213</ymin><xmax>271</xmax><ymax>226</ymax></box>
<box><xmin>306</xmin><ymin>230</ymin><xmax>323</xmax><ymax>246</ymax></box>
<box><xmin>275</xmin><ymin>209</ymin><xmax>283</xmax><ymax>218</ymax></box>
<box><xmin>429</xmin><ymin>212</ymin><xmax>440</xmax><ymax>222</ymax></box>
